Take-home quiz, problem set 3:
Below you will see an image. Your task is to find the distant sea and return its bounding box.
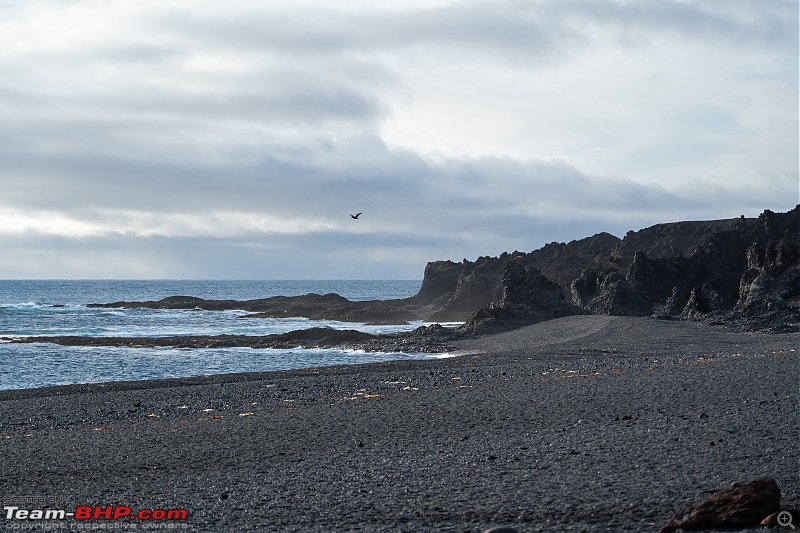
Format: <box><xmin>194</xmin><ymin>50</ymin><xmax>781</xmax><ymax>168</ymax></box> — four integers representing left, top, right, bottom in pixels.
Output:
<box><xmin>0</xmin><ymin>280</ymin><xmax>446</xmax><ymax>391</ymax></box>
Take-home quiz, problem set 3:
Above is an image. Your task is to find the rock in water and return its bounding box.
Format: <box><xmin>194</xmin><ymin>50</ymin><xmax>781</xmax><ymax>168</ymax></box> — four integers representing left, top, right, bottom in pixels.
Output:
<box><xmin>659</xmin><ymin>477</ymin><xmax>781</xmax><ymax>533</ymax></box>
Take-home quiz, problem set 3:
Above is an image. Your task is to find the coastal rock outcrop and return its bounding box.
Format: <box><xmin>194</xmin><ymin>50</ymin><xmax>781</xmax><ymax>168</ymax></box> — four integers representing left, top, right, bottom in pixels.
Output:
<box><xmin>13</xmin><ymin>326</ymin><xmax>457</xmax><ymax>353</ymax></box>
<box><xmin>415</xmin><ymin>260</ymin><xmax>463</xmax><ymax>306</ymax></box>
<box><xmin>571</xmin><ymin>268</ymin><xmax>652</xmax><ymax>316</ymax></box>
<box><xmin>460</xmin><ymin>256</ymin><xmax>583</xmax><ymax>335</ymax></box>
<box><xmin>428</xmin><ymin>254</ymin><xmax>509</xmax><ymax>322</ymax></box>
<box><xmin>90</xmin><ymin>293</ymin><xmax>419</xmax><ymax>325</ymax></box>
<box><xmin>525</xmin><ymin>231</ymin><xmax>622</xmax><ymax>291</ymax></box>
<box><xmin>425</xmin><ymin>206</ymin><xmax>799</xmax><ymax>332</ymax></box>
<box><xmin>725</xmin><ymin>208</ymin><xmax>800</xmax><ymax>331</ymax></box>
<box><xmin>419</xmin><ymin>233</ymin><xmax>622</xmax><ymax>322</ymax></box>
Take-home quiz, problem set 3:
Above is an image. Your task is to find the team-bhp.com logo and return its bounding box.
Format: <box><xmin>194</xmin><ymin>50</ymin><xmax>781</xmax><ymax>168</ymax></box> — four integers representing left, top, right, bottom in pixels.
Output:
<box><xmin>5</xmin><ymin>505</ymin><xmax>188</xmax><ymax>521</ymax></box>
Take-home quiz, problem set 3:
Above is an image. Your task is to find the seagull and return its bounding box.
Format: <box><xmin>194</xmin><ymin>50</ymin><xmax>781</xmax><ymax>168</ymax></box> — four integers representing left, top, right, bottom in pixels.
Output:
<box><xmin>350</xmin><ymin>212</ymin><xmax>362</xmax><ymax>219</ymax></box>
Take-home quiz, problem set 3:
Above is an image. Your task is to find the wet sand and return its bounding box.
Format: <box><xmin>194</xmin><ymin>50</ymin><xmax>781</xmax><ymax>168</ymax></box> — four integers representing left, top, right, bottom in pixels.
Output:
<box><xmin>1</xmin><ymin>316</ymin><xmax>798</xmax><ymax>532</ymax></box>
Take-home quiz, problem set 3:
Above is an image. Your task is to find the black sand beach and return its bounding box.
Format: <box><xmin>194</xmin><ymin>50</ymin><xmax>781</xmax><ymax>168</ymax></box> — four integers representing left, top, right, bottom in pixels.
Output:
<box><xmin>1</xmin><ymin>316</ymin><xmax>798</xmax><ymax>532</ymax></box>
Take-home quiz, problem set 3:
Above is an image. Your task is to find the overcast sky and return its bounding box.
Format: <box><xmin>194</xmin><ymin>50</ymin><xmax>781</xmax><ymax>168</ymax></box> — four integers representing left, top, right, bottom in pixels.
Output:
<box><xmin>1</xmin><ymin>0</ymin><xmax>797</xmax><ymax>279</ymax></box>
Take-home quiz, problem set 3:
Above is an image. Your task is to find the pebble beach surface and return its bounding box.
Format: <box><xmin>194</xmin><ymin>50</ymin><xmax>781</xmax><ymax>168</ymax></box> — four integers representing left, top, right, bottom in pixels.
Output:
<box><xmin>1</xmin><ymin>316</ymin><xmax>798</xmax><ymax>532</ymax></box>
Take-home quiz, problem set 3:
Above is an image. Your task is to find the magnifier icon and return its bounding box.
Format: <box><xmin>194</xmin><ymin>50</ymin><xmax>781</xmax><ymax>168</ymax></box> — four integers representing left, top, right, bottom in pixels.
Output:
<box><xmin>778</xmin><ymin>511</ymin><xmax>796</xmax><ymax>530</ymax></box>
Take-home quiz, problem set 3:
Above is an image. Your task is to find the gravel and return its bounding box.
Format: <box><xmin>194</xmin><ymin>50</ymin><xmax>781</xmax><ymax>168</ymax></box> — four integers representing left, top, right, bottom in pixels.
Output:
<box><xmin>1</xmin><ymin>316</ymin><xmax>797</xmax><ymax>532</ymax></box>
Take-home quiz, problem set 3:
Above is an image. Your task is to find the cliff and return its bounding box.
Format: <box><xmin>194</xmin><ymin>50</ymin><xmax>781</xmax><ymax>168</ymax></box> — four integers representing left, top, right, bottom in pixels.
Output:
<box><xmin>417</xmin><ymin>206</ymin><xmax>799</xmax><ymax>333</ymax></box>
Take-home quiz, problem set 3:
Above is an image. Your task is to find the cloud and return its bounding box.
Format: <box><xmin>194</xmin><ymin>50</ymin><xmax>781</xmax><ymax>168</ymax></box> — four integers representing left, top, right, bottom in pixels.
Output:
<box><xmin>0</xmin><ymin>0</ymin><xmax>796</xmax><ymax>278</ymax></box>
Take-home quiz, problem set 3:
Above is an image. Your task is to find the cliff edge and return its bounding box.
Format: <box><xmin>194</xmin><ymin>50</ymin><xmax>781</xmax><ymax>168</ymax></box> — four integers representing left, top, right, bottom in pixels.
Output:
<box><xmin>418</xmin><ymin>206</ymin><xmax>799</xmax><ymax>333</ymax></box>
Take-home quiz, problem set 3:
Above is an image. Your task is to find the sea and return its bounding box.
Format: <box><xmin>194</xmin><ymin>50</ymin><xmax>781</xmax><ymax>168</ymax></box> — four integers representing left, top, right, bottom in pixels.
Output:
<box><xmin>0</xmin><ymin>280</ymin><xmax>449</xmax><ymax>391</ymax></box>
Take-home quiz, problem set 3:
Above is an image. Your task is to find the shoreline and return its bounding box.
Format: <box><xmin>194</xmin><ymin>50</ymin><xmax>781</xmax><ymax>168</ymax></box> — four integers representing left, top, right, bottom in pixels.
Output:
<box><xmin>5</xmin><ymin>313</ymin><xmax>795</xmax><ymax>396</ymax></box>
<box><xmin>2</xmin><ymin>316</ymin><xmax>798</xmax><ymax>531</ymax></box>
<box><xmin>6</xmin><ymin>323</ymin><xmax>458</xmax><ymax>353</ymax></box>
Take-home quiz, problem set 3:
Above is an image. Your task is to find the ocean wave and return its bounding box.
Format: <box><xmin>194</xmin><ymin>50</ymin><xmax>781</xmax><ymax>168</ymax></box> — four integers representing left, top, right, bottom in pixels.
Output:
<box><xmin>0</xmin><ymin>302</ymin><xmax>90</xmax><ymax>313</ymax></box>
<box><xmin>1</xmin><ymin>327</ymin><xmax>116</xmax><ymax>337</ymax></box>
<box><xmin>0</xmin><ymin>279</ymin><xmax>428</xmax><ymax>390</ymax></box>
<box><xmin>0</xmin><ymin>342</ymin><xmax>438</xmax><ymax>390</ymax></box>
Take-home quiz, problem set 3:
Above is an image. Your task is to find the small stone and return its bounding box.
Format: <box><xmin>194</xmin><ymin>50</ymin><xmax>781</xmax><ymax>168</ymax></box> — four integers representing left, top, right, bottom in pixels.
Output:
<box><xmin>699</xmin><ymin>412</ymin><xmax>709</xmax><ymax>419</ymax></box>
<box><xmin>483</xmin><ymin>527</ymin><xmax>519</xmax><ymax>533</ymax></box>
<box><xmin>622</xmin><ymin>415</ymin><xmax>633</xmax><ymax>421</ymax></box>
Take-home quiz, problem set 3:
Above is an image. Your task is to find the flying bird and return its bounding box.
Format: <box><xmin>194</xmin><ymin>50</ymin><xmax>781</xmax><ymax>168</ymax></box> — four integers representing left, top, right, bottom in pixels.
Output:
<box><xmin>350</xmin><ymin>212</ymin><xmax>362</xmax><ymax>219</ymax></box>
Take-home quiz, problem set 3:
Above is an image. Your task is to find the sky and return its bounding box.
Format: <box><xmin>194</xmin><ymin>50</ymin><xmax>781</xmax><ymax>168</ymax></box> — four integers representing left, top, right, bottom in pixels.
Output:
<box><xmin>1</xmin><ymin>0</ymin><xmax>797</xmax><ymax>279</ymax></box>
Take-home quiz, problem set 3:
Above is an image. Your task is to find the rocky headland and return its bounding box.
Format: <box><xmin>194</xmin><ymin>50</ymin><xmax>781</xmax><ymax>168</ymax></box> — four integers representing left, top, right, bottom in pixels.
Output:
<box><xmin>14</xmin><ymin>206</ymin><xmax>799</xmax><ymax>351</ymax></box>
<box><xmin>419</xmin><ymin>205</ymin><xmax>799</xmax><ymax>334</ymax></box>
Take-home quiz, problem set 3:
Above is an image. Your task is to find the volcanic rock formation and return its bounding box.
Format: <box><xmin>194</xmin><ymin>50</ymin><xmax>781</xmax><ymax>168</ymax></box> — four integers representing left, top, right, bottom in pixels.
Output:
<box><xmin>417</xmin><ymin>206</ymin><xmax>799</xmax><ymax>332</ymax></box>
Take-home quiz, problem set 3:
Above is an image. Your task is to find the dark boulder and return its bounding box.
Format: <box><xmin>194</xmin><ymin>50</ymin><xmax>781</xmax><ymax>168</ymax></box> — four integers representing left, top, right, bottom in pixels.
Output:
<box><xmin>659</xmin><ymin>477</ymin><xmax>781</xmax><ymax>533</ymax></box>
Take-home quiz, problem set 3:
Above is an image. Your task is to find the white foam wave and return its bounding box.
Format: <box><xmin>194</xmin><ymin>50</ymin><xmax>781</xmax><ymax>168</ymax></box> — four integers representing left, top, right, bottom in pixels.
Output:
<box><xmin>0</xmin><ymin>302</ymin><xmax>89</xmax><ymax>312</ymax></box>
<box><xmin>427</xmin><ymin>351</ymin><xmax>461</xmax><ymax>359</ymax></box>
